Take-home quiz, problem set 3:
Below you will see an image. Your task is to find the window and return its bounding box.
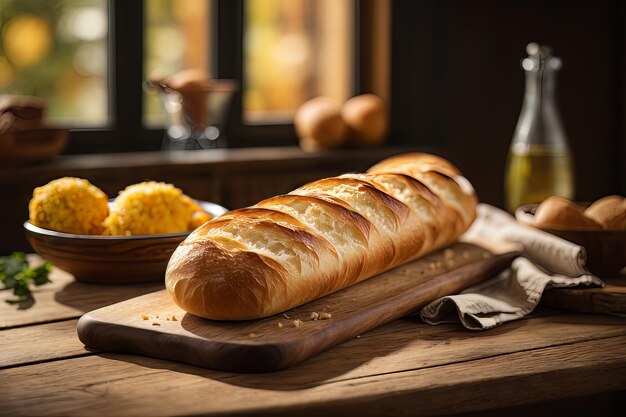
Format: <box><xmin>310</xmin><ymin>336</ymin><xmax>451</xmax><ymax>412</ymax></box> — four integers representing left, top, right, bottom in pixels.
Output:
<box><xmin>243</xmin><ymin>0</ymin><xmax>352</xmax><ymax>124</ymax></box>
<box><xmin>0</xmin><ymin>0</ymin><xmax>377</xmax><ymax>153</ymax></box>
<box><xmin>144</xmin><ymin>0</ymin><xmax>211</xmax><ymax>127</ymax></box>
<box><xmin>0</xmin><ymin>0</ymin><xmax>109</xmax><ymax>126</ymax></box>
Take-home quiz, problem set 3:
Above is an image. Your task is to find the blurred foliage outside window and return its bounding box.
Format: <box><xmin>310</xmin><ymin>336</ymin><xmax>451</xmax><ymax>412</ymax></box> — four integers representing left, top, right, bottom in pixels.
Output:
<box><xmin>0</xmin><ymin>0</ymin><xmax>353</xmax><ymax>132</ymax></box>
<box><xmin>0</xmin><ymin>0</ymin><xmax>108</xmax><ymax>126</ymax></box>
<box><xmin>144</xmin><ymin>0</ymin><xmax>210</xmax><ymax>127</ymax></box>
<box><xmin>244</xmin><ymin>0</ymin><xmax>352</xmax><ymax>124</ymax></box>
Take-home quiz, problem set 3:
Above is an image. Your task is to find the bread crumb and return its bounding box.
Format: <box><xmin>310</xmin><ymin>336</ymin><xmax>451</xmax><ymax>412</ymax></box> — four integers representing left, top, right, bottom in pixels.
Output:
<box><xmin>482</xmin><ymin>252</ymin><xmax>491</xmax><ymax>259</ymax></box>
<box><xmin>141</xmin><ymin>313</ymin><xmax>149</xmax><ymax>320</ymax></box>
<box><xmin>319</xmin><ymin>312</ymin><xmax>332</xmax><ymax>320</ymax></box>
<box><xmin>248</xmin><ymin>333</ymin><xmax>257</xmax><ymax>338</ymax></box>
<box><xmin>171</xmin><ymin>315</ymin><xmax>178</xmax><ymax>321</ymax></box>
<box><xmin>310</xmin><ymin>312</ymin><xmax>320</xmax><ymax>321</ymax></box>
<box><xmin>446</xmin><ymin>259</ymin><xmax>456</xmax><ymax>268</ymax></box>
<box><xmin>462</xmin><ymin>251</ymin><xmax>470</xmax><ymax>259</ymax></box>
<box><xmin>155</xmin><ymin>314</ymin><xmax>159</xmax><ymax>318</ymax></box>
<box><xmin>356</xmin><ymin>335</ymin><xmax>361</xmax><ymax>338</ymax></box>
<box><xmin>292</xmin><ymin>319</ymin><xmax>303</xmax><ymax>328</ymax></box>
<box><xmin>277</xmin><ymin>322</ymin><xmax>284</xmax><ymax>329</ymax></box>
<box><xmin>428</xmin><ymin>262</ymin><xmax>436</xmax><ymax>269</ymax></box>
<box><xmin>152</xmin><ymin>322</ymin><xmax>160</xmax><ymax>326</ymax></box>
<box><xmin>443</xmin><ymin>249</ymin><xmax>454</xmax><ymax>259</ymax></box>
<box><xmin>436</xmin><ymin>261</ymin><xmax>443</xmax><ymax>268</ymax></box>
<box><xmin>282</xmin><ymin>313</ymin><xmax>292</xmax><ymax>319</ymax></box>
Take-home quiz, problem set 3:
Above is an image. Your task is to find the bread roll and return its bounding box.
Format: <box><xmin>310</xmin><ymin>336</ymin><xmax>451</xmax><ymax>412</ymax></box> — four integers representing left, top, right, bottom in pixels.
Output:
<box><xmin>534</xmin><ymin>196</ymin><xmax>601</xmax><ymax>230</ymax></box>
<box><xmin>166</xmin><ymin>69</ymin><xmax>212</xmax><ymax>129</ymax></box>
<box><xmin>342</xmin><ymin>94</ymin><xmax>388</xmax><ymax>146</ymax></box>
<box><xmin>584</xmin><ymin>195</ymin><xmax>626</xmax><ymax>230</ymax></box>
<box><xmin>166</xmin><ymin>153</ymin><xmax>477</xmax><ymax>320</ymax></box>
<box><xmin>294</xmin><ymin>97</ymin><xmax>347</xmax><ymax>152</ymax></box>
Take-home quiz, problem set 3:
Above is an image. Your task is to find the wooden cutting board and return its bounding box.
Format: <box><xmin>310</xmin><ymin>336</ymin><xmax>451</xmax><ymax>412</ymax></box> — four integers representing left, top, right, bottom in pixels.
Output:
<box><xmin>77</xmin><ymin>240</ymin><xmax>520</xmax><ymax>373</ymax></box>
<box><xmin>541</xmin><ymin>276</ymin><xmax>626</xmax><ymax>315</ymax></box>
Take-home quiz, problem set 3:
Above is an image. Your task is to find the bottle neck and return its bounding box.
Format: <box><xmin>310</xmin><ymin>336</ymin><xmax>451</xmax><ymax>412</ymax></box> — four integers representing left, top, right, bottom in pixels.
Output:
<box><xmin>523</xmin><ymin>68</ymin><xmax>556</xmax><ymax>108</ymax></box>
<box><xmin>513</xmin><ymin>66</ymin><xmax>568</xmax><ymax>152</ymax></box>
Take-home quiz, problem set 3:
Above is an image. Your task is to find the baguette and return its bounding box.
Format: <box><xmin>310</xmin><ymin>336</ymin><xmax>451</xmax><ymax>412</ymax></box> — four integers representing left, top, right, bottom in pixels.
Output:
<box><xmin>165</xmin><ymin>153</ymin><xmax>477</xmax><ymax>320</ymax></box>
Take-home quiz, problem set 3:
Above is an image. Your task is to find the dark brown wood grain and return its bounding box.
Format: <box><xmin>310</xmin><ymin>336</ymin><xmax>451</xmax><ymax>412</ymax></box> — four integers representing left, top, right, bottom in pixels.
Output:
<box><xmin>0</xmin><ymin>320</ymin><xmax>87</xmax><ymax>368</ymax></box>
<box><xmin>25</xmin><ymin>228</ymin><xmax>186</xmax><ymax>284</ymax></box>
<box><xmin>77</xmin><ymin>241</ymin><xmax>519</xmax><ymax>372</ymax></box>
<box><xmin>23</xmin><ymin>200</ymin><xmax>226</xmax><ymax>285</ymax></box>
<box><xmin>0</xmin><ymin>260</ymin><xmax>162</xmax><ymax>329</ymax></box>
<box><xmin>541</xmin><ymin>276</ymin><xmax>626</xmax><ymax>314</ymax></box>
<box><xmin>2</xmin><ymin>332</ymin><xmax>626</xmax><ymax>417</ymax></box>
<box><xmin>2</xmin><ymin>258</ymin><xmax>626</xmax><ymax>416</ymax></box>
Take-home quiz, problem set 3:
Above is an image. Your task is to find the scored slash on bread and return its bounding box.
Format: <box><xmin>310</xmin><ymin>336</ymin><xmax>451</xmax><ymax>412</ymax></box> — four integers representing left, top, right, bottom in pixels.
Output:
<box><xmin>165</xmin><ymin>153</ymin><xmax>478</xmax><ymax>320</ymax></box>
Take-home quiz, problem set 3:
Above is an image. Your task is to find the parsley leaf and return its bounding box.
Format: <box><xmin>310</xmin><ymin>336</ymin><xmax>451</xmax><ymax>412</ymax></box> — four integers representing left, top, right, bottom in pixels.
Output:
<box><xmin>0</xmin><ymin>252</ymin><xmax>52</xmax><ymax>306</ymax></box>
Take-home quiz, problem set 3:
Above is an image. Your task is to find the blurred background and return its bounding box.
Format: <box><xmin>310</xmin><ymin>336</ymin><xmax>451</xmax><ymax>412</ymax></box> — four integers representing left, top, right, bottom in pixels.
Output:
<box><xmin>0</xmin><ymin>0</ymin><xmax>624</xmax><ymax>252</ymax></box>
<box><xmin>0</xmin><ymin>0</ymin><xmax>352</xmax><ymax>126</ymax></box>
<box><xmin>0</xmin><ymin>0</ymin><xmax>109</xmax><ymax>125</ymax></box>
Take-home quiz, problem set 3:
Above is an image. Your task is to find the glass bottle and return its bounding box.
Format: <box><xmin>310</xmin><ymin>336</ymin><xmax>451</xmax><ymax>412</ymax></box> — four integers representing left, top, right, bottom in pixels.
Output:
<box><xmin>505</xmin><ymin>43</ymin><xmax>574</xmax><ymax>212</ymax></box>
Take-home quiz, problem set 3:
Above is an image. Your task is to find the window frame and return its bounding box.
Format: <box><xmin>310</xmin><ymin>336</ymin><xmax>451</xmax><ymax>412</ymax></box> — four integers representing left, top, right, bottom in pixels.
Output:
<box><xmin>66</xmin><ymin>0</ymin><xmax>368</xmax><ymax>153</ymax></box>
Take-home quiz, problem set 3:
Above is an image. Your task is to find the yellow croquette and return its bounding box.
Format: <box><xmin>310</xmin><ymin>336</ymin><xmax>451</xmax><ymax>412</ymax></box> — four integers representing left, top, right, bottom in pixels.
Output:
<box><xmin>103</xmin><ymin>181</ymin><xmax>211</xmax><ymax>236</ymax></box>
<box><xmin>29</xmin><ymin>177</ymin><xmax>109</xmax><ymax>234</ymax></box>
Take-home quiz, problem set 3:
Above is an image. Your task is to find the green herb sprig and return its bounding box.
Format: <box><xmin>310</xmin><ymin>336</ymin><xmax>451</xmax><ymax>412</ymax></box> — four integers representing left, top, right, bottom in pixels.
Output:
<box><xmin>0</xmin><ymin>252</ymin><xmax>52</xmax><ymax>306</ymax></box>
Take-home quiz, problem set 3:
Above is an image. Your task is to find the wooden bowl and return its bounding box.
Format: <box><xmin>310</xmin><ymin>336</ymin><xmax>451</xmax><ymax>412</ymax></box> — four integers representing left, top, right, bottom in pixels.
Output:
<box><xmin>516</xmin><ymin>203</ymin><xmax>626</xmax><ymax>277</ymax></box>
<box><xmin>0</xmin><ymin>127</ymin><xmax>69</xmax><ymax>166</ymax></box>
<box><xmin>24</xmin><ymin>201</ymin><xmax>228</xmax><ymax>284</ymax></box>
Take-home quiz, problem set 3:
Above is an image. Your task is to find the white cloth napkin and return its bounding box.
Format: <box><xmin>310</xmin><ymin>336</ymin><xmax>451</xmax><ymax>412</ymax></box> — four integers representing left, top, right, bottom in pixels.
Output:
<box><xmin>419</xmin><ymin>204</ymin><xmax>604</xmax><ymax>330</ymax></box>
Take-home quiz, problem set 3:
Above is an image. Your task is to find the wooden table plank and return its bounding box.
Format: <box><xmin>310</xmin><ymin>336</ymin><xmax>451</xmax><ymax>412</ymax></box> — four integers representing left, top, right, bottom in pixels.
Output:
<box><xmin>541</xmin><ymin>276</ymin><xmax>626</xmax><ymax>315</ymax></box>
<box><xmin>74</xmin><ymin>243</ymin><xmax>521</xmax><ymax>373</ymax></box>
<box><xmin>0</xmin><ymin>320</ymin><xmax>86</xmax><ymax>369</ymax></box>
<box><xmin>2</xmin><ymin>310</ymin><xmax>626</xmax><ymax>374</ymax></box>
<box><xmin>1</xmin><ymin>334</ymin><xmax>624</xmax><ymax>417</ymax></box>
<box><xmin>295</xmin><ymin>312</ymin><xmax>626</xmax><ymax>387</ymax></box>
<box><xmin>0</xmin><ymin>265</ymin><xmax>162</xmax><ymax>329</ymax></box>
<box><xmin>2</xmin><ymin>261</ymin><xmax>625</xmax><ymax>416</ymax></box>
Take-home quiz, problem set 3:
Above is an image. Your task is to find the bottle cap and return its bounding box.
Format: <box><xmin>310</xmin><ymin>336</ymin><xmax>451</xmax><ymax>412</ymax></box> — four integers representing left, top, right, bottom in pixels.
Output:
<box><xmin>522</xmin><ymin>43</ymin><xmax>561</xmax><ymax>72</ymax></box>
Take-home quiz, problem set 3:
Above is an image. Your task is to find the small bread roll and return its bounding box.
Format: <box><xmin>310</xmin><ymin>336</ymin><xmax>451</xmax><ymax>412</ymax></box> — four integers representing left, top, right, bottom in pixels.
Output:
<box><xmin>294</xmin><ymin>97</ymin><xmax>347</xmax><ymax>152</ymax></box>
<box><xmin>342</xmin><ymin>94</ymin><xmax>388</xmax><ymax>146</ymax></box>
<box><xmin>534</xmin><ymin>196</ymin><xmax>601</xmax><ymax>230</ymax></box>
<box><xmin>585</xmin><ymin>195</ymin><xmax>626</xmax><ymax>230</ymax></box>
<box><xmin>165</xmin><ymin>69</ymin><xmax>212</xmax><ymax>129</ymax></box>
<box><xmin>168</xmin><ymin>69</ymin><xmax>212</xmax><ymax>92</ymax></box>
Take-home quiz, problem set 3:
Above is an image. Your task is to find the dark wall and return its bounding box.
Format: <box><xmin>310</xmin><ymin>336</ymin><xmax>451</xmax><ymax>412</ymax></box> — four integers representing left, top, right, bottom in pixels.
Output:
<box><xmin>391</xmin><ymin>0</ymin><xmax>625</xmax><ymax>207</ymax></box>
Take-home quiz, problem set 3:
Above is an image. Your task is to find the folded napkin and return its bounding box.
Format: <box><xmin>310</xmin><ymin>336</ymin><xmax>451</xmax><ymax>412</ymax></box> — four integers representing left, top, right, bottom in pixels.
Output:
<box><xmin>419</xmin><ymin>204</ymin><xmax>604</xmax><ymax>330</ymax></box>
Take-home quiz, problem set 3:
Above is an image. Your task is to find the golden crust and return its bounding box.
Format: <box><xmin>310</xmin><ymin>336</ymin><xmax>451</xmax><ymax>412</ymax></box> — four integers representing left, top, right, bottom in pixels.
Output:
<box><xmin>165</xmin><ymin>153</ymin><xmax>477</xmax><ymax>320</ymax></box>
<box><xmin>166</xmin><ymin>240</ymin><xmax>290</xmax><ymax>320</ymax></box>
<box><xmin>367</xmin><ymin>152</ymin><xmax>462</xmax><ymax>176</ymax></box>
<box><xmin>584</xmin><ymin>195</ymin><xmax>626</xmax><ymax>231</ymax></box>
<box><xmin>534</xmin><ymin>196</ymin><xmax>602</xmax><ymax>231</ymax></box>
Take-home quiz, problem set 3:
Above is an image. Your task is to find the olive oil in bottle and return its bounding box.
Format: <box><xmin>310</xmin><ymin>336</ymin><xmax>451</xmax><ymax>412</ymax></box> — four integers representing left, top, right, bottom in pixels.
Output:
<box><xmin>505</xmin><ymin>144</ymin><xmax>573</xmax><ymax>212</ymax></box>
<box><xmin>505</xmin><ymin>43</ymin><xmax>574</xmax><ymax>212</ymax></box>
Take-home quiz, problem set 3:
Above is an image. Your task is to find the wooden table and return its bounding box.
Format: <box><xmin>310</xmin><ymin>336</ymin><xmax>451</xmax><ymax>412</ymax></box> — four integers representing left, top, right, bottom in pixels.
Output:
<box><xmin>1</xmin><ymin>262</ymin><xmax>626</xmax><ymax>417</ymax></box>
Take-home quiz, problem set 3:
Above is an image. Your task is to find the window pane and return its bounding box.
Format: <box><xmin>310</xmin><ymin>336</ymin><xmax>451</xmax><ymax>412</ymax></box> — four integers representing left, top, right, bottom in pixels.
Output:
<box><xmin>244</xmin><ymin>0</ymin><xmax>353</xmax><ymax>124</ymax></box>
<box><xmin>144</xmin><ymin>0</ymin><xmax>211</xmax><ymax>127</ymax></box>
<box><xmin>0</xmin><ymin>0</ymin><xmax>109</xmax><ymax>126</ymax></box>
